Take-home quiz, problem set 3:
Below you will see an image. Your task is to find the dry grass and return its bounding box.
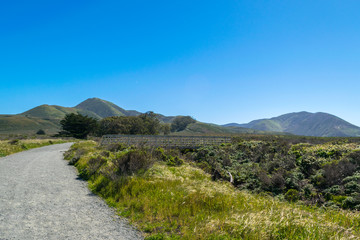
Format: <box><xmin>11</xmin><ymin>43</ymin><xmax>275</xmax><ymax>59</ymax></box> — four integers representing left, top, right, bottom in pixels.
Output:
<box><xmin>0</xmin><ymin>139</ymin><xmax>69</xmax><ymax>157</ymax></box>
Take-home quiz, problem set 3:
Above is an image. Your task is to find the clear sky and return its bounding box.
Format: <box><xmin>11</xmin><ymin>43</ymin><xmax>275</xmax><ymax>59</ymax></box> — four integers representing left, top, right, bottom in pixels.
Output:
<box><xmin>1</xmin><ymin>0</ymin><xmax>360</xmax><ymax>125</ymax></box>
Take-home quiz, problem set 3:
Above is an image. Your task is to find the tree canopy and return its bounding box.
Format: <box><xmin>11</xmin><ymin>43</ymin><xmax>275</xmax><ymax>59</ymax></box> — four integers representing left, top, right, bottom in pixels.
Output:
<box><xmin>97</xmin><ymin>111</ymin><xmax>164</xmax><ymax>136</ymax></box>
<box><xmin>59</xmin><ymin>113</ymin><xmax>97</xmax><ymax>139</ymax></box>
<box><xmin>171</xmin><ymin>116</ymin><xmax>196</xmax><ymax>132</ymax></box>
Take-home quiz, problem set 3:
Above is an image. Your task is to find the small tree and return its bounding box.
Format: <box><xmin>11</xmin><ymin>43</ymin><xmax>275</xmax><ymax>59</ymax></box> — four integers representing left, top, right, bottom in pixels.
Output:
<box><xmin>59</xmin><ymin>113</ymin><xmax>97</xmax><ymax>139</ymax></box>
<box><xmin>36</xmin><ymin>129</ymin><xmax>46</xmax><ymax>135</ymax></box>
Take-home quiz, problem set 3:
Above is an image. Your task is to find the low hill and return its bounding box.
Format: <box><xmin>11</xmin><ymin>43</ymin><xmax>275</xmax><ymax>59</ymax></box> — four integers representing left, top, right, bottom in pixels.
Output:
<box><xmin>225</xmin><ymin>111</ymin><xmax>360</xmax><ymax>137</ymax></box>
<box><xmin>21</xmin><ymin>105</ymin><xmax>79</xmax><ymax>120</ymax></box>
<box><xmin>0</xmin><ymin>115</ymin><xmax>59</xmax><ymax>134</ymax></box>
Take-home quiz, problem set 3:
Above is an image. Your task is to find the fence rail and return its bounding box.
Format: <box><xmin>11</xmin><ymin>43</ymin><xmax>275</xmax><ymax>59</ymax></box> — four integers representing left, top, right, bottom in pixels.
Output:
<box><xmin>100</xmin><ymin>135</ymin><xmax>232</xmax><ymax>148</ymax></box>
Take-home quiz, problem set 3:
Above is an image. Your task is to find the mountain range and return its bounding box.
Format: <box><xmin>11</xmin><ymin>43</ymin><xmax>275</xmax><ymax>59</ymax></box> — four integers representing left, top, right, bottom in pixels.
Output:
<box><xmin>0</xmin><ymin>97</ymin><xmax>359</xmax><ymax>137</ymax></box>
<box><xmin>223</xmin><ymin>111</ymin><xmax>360</xmax><ymax>137</ymax></box>
<box><xmin>0</xmin><ymin>98</ymin><xmax>146</xmax><ymax>134</ymax></box>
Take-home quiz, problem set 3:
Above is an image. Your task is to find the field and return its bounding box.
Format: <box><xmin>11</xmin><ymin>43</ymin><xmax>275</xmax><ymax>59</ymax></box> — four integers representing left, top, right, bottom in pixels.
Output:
<box><xmin>65</xmin><ymin>137</ymin><xmax>360</xmax><ymax>239</ymax></box>
<box><xmin>0</xmin><ymin>139</ymin><xmax>70</xmax><ymax>157</ymax></box>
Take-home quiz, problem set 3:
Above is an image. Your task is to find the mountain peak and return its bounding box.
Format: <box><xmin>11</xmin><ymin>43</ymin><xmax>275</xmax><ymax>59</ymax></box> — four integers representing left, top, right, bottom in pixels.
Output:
<box><xmin>75</xmin><ymin>98</ymin><xmax>142</xmax><ymax>118</ymax></box>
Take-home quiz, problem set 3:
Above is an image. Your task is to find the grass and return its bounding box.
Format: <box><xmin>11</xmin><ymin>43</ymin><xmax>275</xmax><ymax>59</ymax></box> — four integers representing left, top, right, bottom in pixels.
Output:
<box><xmin>0</xmin><ymin>139</ymin><xmax>69</xmax><ymax>157</ymax></box>
<box><xmin>0</xmin><ymin>114</ymin><xmax>61</xmax><ymax>134</ymax></box>
<box><xmin>65</xmin><ymin>141</ymin><xmax>360</xmax><ymax>239</ymax></box>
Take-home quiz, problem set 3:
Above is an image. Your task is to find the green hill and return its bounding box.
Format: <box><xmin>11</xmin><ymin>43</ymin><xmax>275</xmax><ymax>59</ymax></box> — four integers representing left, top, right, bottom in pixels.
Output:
<box><xmin>0</xmin><ymin>98</ymin><xmax>174</xmax><ymax>134</ymax></box>
<box><xmin>3</xmin><ymin>99</ymin><xmax>357</xmax><ymax>137</ymax></box>
<box><xmin>226</xmin><ymin>111</ymin><xmax>360</xmax><ymax>137</ymax></box>
<box><xmin>21</xmin><ymin>105</ymin><xmax>78</xmax><ymax>120</ymax></box>
<box><xmin>0</xmin><ymin>115</ymin><xmax>59</xmax><ymax>134</ymax></box>
<box><xmin>75</xmin><ymin>98</ymin><xmax>141</xmax><ymax>118</ymax></box>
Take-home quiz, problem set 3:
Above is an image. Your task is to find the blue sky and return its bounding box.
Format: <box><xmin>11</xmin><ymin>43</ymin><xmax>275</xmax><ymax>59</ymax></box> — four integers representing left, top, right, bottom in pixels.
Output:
<box><xmin>1</xmin><ymin>0</ymin><xmax>360</xmax><ymax>125</ymax></box>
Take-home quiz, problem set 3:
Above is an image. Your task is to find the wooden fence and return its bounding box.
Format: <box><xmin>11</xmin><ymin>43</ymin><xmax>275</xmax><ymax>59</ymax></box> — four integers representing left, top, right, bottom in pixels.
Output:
<box><xmin>100</xmin><ymin>135</ymin><xmax>232</xmax><ymax>148</ymax></box>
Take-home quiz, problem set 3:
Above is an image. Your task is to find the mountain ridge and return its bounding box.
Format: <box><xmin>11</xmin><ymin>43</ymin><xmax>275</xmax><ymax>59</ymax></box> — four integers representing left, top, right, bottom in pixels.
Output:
<box><xmin>0</xmin><ymin>98</ymin><xmax>178</xmax><ymax>134</ymax></box>
<box><xmin>224</xmin><ymin>111</ymin><xmax>360</xmax><ymax>137</ymax></box>
<box><xmin>1</xmin><ymin>99</ymin><xmax>359</xmax><ymax>137</ymax></box>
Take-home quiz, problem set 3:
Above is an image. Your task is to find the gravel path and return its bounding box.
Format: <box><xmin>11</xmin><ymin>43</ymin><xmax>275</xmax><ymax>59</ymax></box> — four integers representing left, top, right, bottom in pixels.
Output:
<box><xmin>0</xmin><ymin>143</ymin><xmax>143</xmax><ymax>240</ymax></box>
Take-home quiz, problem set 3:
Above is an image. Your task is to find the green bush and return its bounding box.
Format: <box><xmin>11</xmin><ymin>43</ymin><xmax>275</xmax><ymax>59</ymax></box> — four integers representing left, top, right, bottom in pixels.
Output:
<box><xmin>112</xmin><ymin>149</ymin><xmax>154</xmax><ymax>176</ymax></box>
<box><xmin>344</xmin><ymin>181</ymin><xmax>360</xmax><ymax>194</ymax></box>
<box><xmin>284</xmin><ymin>189</ymin><xmax>300</xmax><ymax>202</ymax></box>
<box><xmin>36</xmin><ymin>129</ymin><xmax>46</xmax><ymax>135</ymax></box>
<box><xmin>342</xmin><ymin>197</ymin><xmax>359</xmax><ymax>209</ymax></box>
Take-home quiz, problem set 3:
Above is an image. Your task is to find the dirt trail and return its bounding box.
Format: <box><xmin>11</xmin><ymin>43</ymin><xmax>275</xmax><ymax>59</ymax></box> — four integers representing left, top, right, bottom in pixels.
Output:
<box><xmin>0</xmin><ymin>143</ymin><xmax>143</xmax><ymax>240</ymax></box>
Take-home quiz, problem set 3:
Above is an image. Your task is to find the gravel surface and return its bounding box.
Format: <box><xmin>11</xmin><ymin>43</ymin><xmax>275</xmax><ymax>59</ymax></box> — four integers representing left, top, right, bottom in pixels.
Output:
<box><xmin>0</xmin><ymin>143</ymin><xmax>143</xmax><ymax>240</ymax></box>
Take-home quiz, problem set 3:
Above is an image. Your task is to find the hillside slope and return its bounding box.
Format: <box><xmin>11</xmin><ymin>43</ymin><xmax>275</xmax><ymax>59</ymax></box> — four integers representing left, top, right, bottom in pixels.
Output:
<box><xmin>75</xmin><ymin>98</ymin><xmax>141</xmax><ymax>118</ymax></box>
<box><xmin>0</xmin><ymin>115</ymin><xmax>60</xmax><ymax>134</ymax></box>
<box><xmin>226</xmin><ymin>111</ymin><xmax>360</xmax><ymax>137</ymax></box>
<box><xmin>21</xmin><ymin>105</ymin><xmax>79</xmax><ymax>120</ymax></box>
<box><xmin>0</xmin><ymin>98</ymin><xmax>176</xmax><ymax>134</ymax></box>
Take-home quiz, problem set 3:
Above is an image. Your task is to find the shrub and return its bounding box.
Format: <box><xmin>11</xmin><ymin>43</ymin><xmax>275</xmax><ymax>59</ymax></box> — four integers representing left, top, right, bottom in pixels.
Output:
<box><xmin>343</xmin><ymin>172</ymin><xmax>360</xmax><ymax>183</ymax></box>
<box><xmin>342</xmin><ymin>197</ymin><xmax>359</xmax><ymax>209</ymax></box>
<box><xmin>270</xmin><ymin>172</ymin><xmax>286</xmax><ymax>194</ymax></box>
<box><xmin>346</xmin><ymin>150</ymin><xmax>360</xmax><ymax>166</ymax></box>
<box><xmin>87</xmin><ymin>155</ymin><xmax>107</xmax><ymax>175</ymax></box>
<box><xmin>322</xmin><ymin>159</ymin><xmax>356</xmax><ymax>187</ymax></box>
<box><xmin>112</xmin><ymin>149</ymin><xmax>154</xmax><ymax>176</ymax></box>
<box><xmin>165</xmin><ymin>156</ymin><xmax>184</xmax><ymax>166</ymax></box>
<box><xmin>344</xmin><ymin>181</ymin><xmax>360</xmax><ymax>194</ymax></box>
<box><xmin>36</xmin><ymin>129</ymin><xmax>46</xmax><ymax>135</ymax></box>
<box><xmin>8</xmin><ymin>139</ymin><xmax>19</xmax><ymax>145</ymax></box>
<box><xmin>325</xmin><ymin>185</ymin><xmax>342</xmax><ymax>195</ymax></box>
<box><xmin>284</xmin><ymin>189</ymin><xmax>300</xmax><ymax>202</ymax></box>
<box><xmin>105</xmin><ymin>143</ymin><xmax>128</xmax><ymax>152</ymax></box>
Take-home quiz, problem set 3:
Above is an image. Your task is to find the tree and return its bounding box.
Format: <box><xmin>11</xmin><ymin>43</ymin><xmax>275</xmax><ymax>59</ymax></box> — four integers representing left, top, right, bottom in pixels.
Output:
<box><xmin>97</xmin><ymin>111</ymin><xmax>164</xmax><ymax>136</ymax></box>
<box><xmin>59</xmin><ymin>113</ymin><xmax>97</xmax><ymax>139</ymax></box>
<box><xmin>161</xmin><ymin>123</ymin><xmax>171</xmax><ymax>135</ymax></box>
<box><xmin>171</xmin><ymin>116</ymin><xmax>196</xmax><ymax>132</ymax></box>
<box><xmin>139</xmin><ymin>111</ymin><xmax>161</xmax><ymax>135</ymax></box>
<box><xmin>36</xmin><ymin>129</ymin><xmax>46</xmax><ymax>135</ymax></box>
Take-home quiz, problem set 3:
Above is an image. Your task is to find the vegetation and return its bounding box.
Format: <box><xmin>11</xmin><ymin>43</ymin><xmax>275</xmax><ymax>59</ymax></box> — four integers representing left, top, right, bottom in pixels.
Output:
<box><xmin>36</xmin><ymin>129</ymin><xmax>46</xmax><ymax>135</ymax></box>
<box><xmin>21</xmin><ymin>104</ymin><xmax>80</xmax><ymax>120</ymax></box>
<box><xmin>98</xmin><ymin>112</ymin><xmax>164</xmax><ymax>136</ymax></box>
<box><xmin>58</xmin><ymin>111</ymin><xmax>172</xmax><ymax>139</ymax></box>
<box><xmin>65</xmin><ymin>139</ymin><xmax>360</xmax><ymax>239</ymax></box>
<box><xmin>175</xmin><ymin>122</ymin><xmax>272</xmax><ymax>135</ymax></box>
<box><xmin>190</xmin><ymin>138</ymin><xmax>360</xmax><ymax>211</ymax></box>
<box><xmin>170</xmin><ymin>116</ymin><xmax>196</xmax><ymax>132</ymax></box>
<box><xmin>0</xmin><ymin>98</ymin><xmax>142</xmax><ymax>135</ymax></box>
<box><xmin>0</xmin><ymin>114</ymin><xmax>60</xmax><ymax>135</ymax></box>
<box><xmin>0</xmin><ymin>139</ymin><xmax>68</xmax><ymax>157</ymax></box>
<box><xmin>6</xmin><ymin>98</ymin><xmax>360</xmax><ymax>138</ymax></box>
<box><xmin>58</xmin><ymin>113</ymin><xmax>98</xmax><ymax>139</ymax></box>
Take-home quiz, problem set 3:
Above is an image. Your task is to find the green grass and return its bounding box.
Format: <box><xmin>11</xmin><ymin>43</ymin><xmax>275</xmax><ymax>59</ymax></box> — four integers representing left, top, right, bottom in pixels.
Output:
<box><xmin>0</xmin><ymin>139</ymin><xmax>69</xmax><ymax>157</ymax></box>
<box><xmin>0</xmin><ymin>115</ymin><xmax>61</xmax><ymax>134</ymax></box>
<box><xmin>66</xmin><ymin>142</ymin><xmax>360</xmax><ymax>239</ymax></box>
<box><xmin>21</xmin><ymin>104</ymin><xmax>79</xmax><ymax>120</ymax></box>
